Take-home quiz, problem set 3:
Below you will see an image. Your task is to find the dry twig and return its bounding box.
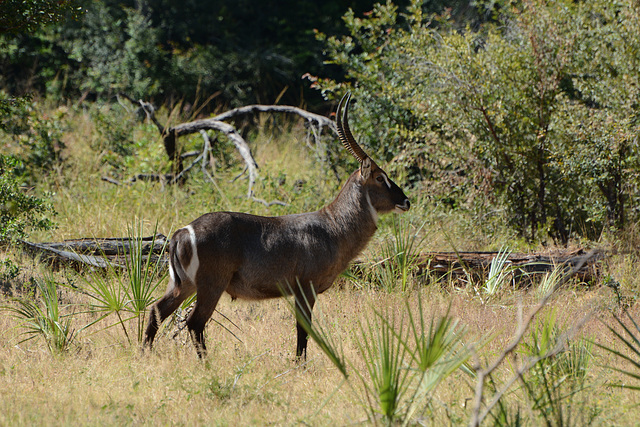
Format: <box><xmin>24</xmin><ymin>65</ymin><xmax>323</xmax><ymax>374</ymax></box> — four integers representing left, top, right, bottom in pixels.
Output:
<box><xmin>468</xmin><ymin>250</ymin><xmax>599</xmax><ymax>427</ymax></box>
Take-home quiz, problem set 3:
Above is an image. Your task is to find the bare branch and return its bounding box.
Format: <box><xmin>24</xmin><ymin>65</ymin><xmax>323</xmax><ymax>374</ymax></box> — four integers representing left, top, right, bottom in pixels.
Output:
<box><xmin>169</xmin><ymin>120</ymin><xmax>258</xmax><ymax>198</ymax></box>
<box><xmin>118</xmin><ymin>93</ymin><xmax>165</xmax><ymax>135</ymax></box>
<box><xmin>211</xmin><ymin>104</ymin><xmax>336</xmax><ymax>133</ymax></box>
<box><xmin>119</xmin><ymin>95</ymin><xmax>336</xmax><ymax>202</ymax></box>
<box><xmin>468</xmin><ymin>249</ymin><xmax>600</xmax><ymax>427</ymax></box>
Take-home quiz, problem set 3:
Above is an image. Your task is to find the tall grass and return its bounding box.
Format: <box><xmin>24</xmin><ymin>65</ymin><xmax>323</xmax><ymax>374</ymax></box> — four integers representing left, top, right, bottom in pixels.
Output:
<box><xmin>123</xmin><ymin>219</ymin><xmax>168</xmax><ymax>343</ymax></box>
<box><xmin>355</xmin><ymin>307</ymin><xmax>412</xmax><ymax>424</ymax></box>
<box><xmin>295</xmin><ymin>290</ymin><xmax>471</xmax><ymax>425</ymax></box>
<box><xmin>596</xmin><ymin>310</ymin><xmax>640</xmax><ymax>391</ymax></box>
<box><xmin>374</xmin><ymin>217</ymin><xmax>426</xmax><ymax>292</ymax></box>
<box><xmin>518</xmin><ymin>310</ymin><xmax>595</xmax><ymax>425</ymax></box>
<box><xmin>3</xmin><ymin>104</ymin><xmax>640</xmax><ymax>424</ymax></box>
<box><xmin>74</xmin><ymin>219</ymin><xmax>168</xmax><ymax>344</ymax></box>
<box><xmin>3</xmin><ymin>274</ymin><xmax>77</xmax><ymax>353</ymax></box>
<box><xmin>477</xmin><ymin>246</ymin><xmax>513</xmax><ymax>301</ymax></box>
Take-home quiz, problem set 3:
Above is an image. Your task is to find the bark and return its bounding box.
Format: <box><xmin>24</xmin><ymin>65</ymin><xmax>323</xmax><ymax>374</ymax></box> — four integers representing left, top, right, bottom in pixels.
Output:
<box><xmin>21</xmin><ymin>235</ymin><xmax>603</xmax><ymax>285</ymax></box>
<box><xmin>414</xmin><ymin>248</ymin><xmax>603</xmax><ymax>283</ymax></box>
<box><xmin>18</xmin><ymin>235</ymin><xmax>167</xmax><ymax>271</ymax></box>
<box><xmin>120</xmin><ymin>94</ymin><xmax>337</xmax><ymax>202</ymax></box>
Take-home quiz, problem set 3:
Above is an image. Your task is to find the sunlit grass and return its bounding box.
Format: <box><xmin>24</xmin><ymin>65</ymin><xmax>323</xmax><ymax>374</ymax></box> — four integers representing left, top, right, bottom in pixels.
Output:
<box><xmin>2</xmin><ymin>104</ymin><xmax>640</xmax><ymax>424</ymax></box>
<box><xmin>3</xmin><ymin>273</ymin><xmax>78</xmax><ymax>353</ymax></box>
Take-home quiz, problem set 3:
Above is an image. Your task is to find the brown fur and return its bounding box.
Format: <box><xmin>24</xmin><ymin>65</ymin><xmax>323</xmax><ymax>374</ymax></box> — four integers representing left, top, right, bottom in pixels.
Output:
<box><xmin>144</xmin><ymin>96</ymin><xmax>410</xmax><ymax>359</ymax></box>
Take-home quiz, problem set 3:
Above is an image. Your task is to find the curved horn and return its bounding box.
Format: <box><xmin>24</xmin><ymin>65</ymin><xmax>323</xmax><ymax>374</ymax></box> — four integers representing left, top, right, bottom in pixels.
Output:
<box><xmin>336</xmin><ymin>93</ymin><xmax>370</xmax><ymax>163</ymax></box>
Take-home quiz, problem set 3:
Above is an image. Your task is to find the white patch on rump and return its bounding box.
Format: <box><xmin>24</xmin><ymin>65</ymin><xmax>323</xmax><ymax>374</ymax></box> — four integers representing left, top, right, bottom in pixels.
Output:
<box><xmin>184</xmin><ymin>225</ymin><xmax>200</xmax><ymax>283</ymax></box>
<box><xmin>168</xmin><ymin>259</ymin><xmax>176</xmax><ymax>282</ymax></box>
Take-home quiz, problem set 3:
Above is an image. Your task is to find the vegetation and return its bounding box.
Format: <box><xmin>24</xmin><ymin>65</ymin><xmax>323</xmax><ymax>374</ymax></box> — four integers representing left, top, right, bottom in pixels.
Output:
<box><xmin>0</xmin><ymin>105</ymin><xmax>637</xmax><ymax>424</ymax></box>
<box><xmin>314</xmin><ymin>0</ymin><xmax>640</xmax><ymax>243</ymax></box>
<box><xmin>1</xmin><ymin>0</ymin><xmax>640</xmax><ymax>425</ymax></box>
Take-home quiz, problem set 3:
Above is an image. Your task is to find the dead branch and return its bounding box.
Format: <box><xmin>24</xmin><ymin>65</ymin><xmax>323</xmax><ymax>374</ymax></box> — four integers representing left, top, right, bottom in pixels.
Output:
<box><xmin>118</xmin><ymin>94</ymin><xmax>340</xmax><ymax>202</ymax></box>
<box><xmin>175</xmin><ymin>119</ymin><xmax>259</xmax><ymax>197</ymax></box>
<box><xmin>468</xmin><ymin>249</ymin><xmax>600</xmax><ymax>427</ymax></box>
<box><xmin>101</xmin><ymin>173</ymin><xmax>173</xmax><ymax>186</ymax></box>
<box><xmin>117</xmin><ymin>93</ymin><xmax>165</xmax><ymax>135</ymax></box>
<box><xmin>209</xmin><ymin>104</ymin><xmax>339</xmax><ymax>178</ymax></box>
<box><xmin>417</xmin><ymin>249</ymin><xmax>603</xmax><ymax>284</ymax></box>
<box><xmin>18</xmin><ymin>235</ymin><xmax>167</xmax><ymax>271</ymax></box>
<box><xmin>209</xmin><ymin>104</ymin><xmax>335</xmax><ymax>134</ymax></box>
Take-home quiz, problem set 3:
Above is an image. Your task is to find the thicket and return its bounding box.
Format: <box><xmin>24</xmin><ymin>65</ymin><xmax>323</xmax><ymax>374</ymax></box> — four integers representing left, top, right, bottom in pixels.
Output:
<box><xmin>0</xmin><ymin>0</ymin><xmax>409</xmax><ymax>107</ymax></box>
<box><xmin>0</xmin><ymin>95</ymin><xmax>56</xmax><ymax>243</ymax></box>
<box><xmin>313</xmin><ymin>0</ymin><xmax>640</xmax><ymax>243</ymax></box>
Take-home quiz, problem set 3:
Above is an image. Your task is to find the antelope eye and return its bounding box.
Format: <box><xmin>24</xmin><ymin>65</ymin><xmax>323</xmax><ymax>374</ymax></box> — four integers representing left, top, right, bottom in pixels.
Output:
<box><xmin>376</xmin><ymin>175</ymin><xmax>384</xmax><ymax>183</ymax></box>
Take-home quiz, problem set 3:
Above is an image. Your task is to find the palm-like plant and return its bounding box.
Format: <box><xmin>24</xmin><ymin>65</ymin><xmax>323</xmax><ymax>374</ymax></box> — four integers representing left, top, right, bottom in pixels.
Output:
<box><xmin>596</xmin><ymin>310</ymin><xmax>640</xmax><ymax>391</ymax></box>
<box><xmin>75</xmin><ymin>219</ymin><xmax>168</xmax><ymax>344</ymax></box>
<box><xmin>292</xmin><ymin>288</ymin><xmax>471</xmax><ymax>425</ymax></box>
<box><xmin>5</xmin><ymin>274</ymin><xmax>77</xmax><ymax>353</ymax></box>
<box><xmin>355</xmin><ymin>308</ymin><xmax>412</xmax><ymax>424</ymax></box>
<box><xmin>375</xmin><ymin>217</ymin><xmax>426</xmax><ymax>292</ymax></box>
<box><xmin>481</xmin><ymin>246</ymin><xmax>512</xmax><ymax>298</ymax></box>
<box><xmin>518</xmin><ymin>310</ymin><xmax>594</xmax><ymax>426</ymax></box>
<box><xmin>123</xmin><ymin>219</ymin><xmax>168</xmax><ymax>343</ymax></box>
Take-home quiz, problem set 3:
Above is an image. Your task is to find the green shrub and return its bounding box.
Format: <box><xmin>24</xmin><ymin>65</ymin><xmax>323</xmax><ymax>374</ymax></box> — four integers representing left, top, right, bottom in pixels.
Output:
<box><xmin>0</xmin><ymin>154</ymin><xmax>55</xmax><ymax>242</ymax></box>
<box><xmin>4</xmin><ymin>274</ymin><xmax>78</xmax><ymax>353</ymax></box>
<box><xmin>315</xmin><ymin>0</ymin><xmax>640</xmax><ymax>243</ymax></box>
<box><xmin>0</xmin><ymin>92</ymin><xmax>66</xmax><ymax>180</ymax></box>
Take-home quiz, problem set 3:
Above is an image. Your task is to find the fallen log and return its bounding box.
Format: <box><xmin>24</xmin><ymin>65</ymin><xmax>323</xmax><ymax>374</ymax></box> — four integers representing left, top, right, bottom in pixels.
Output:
<box><xmin>414</xmin><ymin>248</ymin><xmax>604</xmax><ymax>284</ymax></box>
<box><xmin>19</xmin><ymin>235</ymin><xmax>168</xmax><ymax>271</ymax></box>
<box><xmin>18</xmin><ymin>235</ymin><xmax>604</xmax><ymax>285</ymax></box>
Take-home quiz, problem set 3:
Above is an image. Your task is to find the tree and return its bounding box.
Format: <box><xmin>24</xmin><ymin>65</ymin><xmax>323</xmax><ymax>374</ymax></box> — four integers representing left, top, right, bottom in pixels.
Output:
<box><xmin>0</xmin><ymin>0</ymin><xmax>76</xmax><ymax>242</ymax></box>
<box><xmin>314</xmin><ymin>0</ymin><xmax>640</xmax><ymax>243</ymax></box>
<box><xmin>0</xmin><ymin>0</ymin><xmax>81</xmax><ymax>34</ymax></box>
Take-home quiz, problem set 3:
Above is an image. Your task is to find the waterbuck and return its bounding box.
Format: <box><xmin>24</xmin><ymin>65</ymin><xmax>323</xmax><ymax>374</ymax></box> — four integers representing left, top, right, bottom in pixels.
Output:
<box><xmin>144</xmin><ymin>93</ymin><xmax>410</xmax><ymax>358</ymax></box>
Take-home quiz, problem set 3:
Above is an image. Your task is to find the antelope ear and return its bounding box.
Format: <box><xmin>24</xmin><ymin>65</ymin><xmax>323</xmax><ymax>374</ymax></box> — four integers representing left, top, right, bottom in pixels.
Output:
<box><xmin>360</xmin><ymin>157</ymin><xmax>372</xmax><ymax>180</ymax></box>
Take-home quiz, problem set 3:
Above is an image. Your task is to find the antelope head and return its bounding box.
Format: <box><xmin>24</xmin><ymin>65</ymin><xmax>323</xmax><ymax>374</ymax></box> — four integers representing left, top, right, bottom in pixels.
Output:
<box><xmin>336</xmin><ymin>93</ymin><xmax>411</xmax><ymax>216</ymax></box>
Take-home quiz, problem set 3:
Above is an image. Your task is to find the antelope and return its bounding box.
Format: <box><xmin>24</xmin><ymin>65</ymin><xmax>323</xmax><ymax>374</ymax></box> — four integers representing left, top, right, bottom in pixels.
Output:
<box><xmin>144</xmin><ymin>93</ymin><xmax>411</xmax><ymax>358</ymax></box>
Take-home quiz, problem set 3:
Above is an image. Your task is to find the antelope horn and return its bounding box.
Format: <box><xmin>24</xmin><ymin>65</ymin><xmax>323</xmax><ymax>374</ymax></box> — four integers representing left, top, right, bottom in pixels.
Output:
<box><xmin>336</xmin><ymin>93</ymin><xmax>370</xmax><ymax>163</ymax></box>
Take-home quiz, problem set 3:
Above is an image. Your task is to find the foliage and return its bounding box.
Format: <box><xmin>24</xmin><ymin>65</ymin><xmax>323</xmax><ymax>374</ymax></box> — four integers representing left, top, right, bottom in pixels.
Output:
<box><xmin>75</xmin><ymin>253</ymin><xmax>131</xmax><ymax>343</ymax></box>
<box><xmin>56</xmin><ymin>4</ymin><xmax>166</xmax><ymax>100</ymax></box>
<box><xmin>374</xmin><ymin>216</ymin><xmax>426</xmax><ymax>292</ymax></box>
<box><xmin>3</xmin><ymin>274</ymin><xmax>77</xmax><ymax>353</ymax></box>
<box><xmin>123</xmin><ymin>220</ymin><xmax>168</xmax><ymax>343</ymax></box>
<box><xmin>355</xmin><ymin>307</ymin><xmax>412</xmax><ymax>423</ymax></box>
<box><xmin>517</xmin><ymin>310</ymin><xmax>594</xmax><ymax>425</ymax></box>
<box><xmin>0</xmin><ymin>91</ymin><xmax>67</xmax><ymax>180</ymax></box>
<box><xmin>314</xmin><ymin>0</ymin><xmax>640</xmax><ymax>243</ymax></box>
<box><xmin>295</xmin><ymin>291</ymin><xmax>471</xmax><ymax>425</ymax></box>
<box><xmin>0</xmin><ymin>0</ymin><xmax>82</xmax><ymax>35</ymax></box>
<box><xmin>76</xmin><ymin>219</ymin><xmax>168</xmax><ymax>344</ymax></box>
<box><xmin>596</xmin><ymin>311</ymin><xmax>640</xmax><ymax>391</ymax></box>
<box><xmin>479</xmin><ymin>246</ymin><xmax>512</xmax><ymax>299</ymax></box>
<box><xmin>0</xmin><ymin>0</ymin><xmax>413</xmax><ymax>108</ymax></box>
<box><xmin>0</xmin><ymin>154</ymin><xmax>55</xmax><ymax>242</ymax></box>
<box><xmin>89</xmin><ymin>103</ymin><xmax>137</xmax><ymax>171</ymax></box>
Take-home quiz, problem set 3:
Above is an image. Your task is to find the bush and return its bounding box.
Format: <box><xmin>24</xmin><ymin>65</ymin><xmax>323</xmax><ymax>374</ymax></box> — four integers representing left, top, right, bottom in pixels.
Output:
<box><xmin>0</xmin><ymin>154</ymin><xmax>55</xmax><ymax>242</ymax></box>
<box><xmin>315</xmin><ymin>0</ymin><xmax>640</xmax><ymax>243</ymax></box>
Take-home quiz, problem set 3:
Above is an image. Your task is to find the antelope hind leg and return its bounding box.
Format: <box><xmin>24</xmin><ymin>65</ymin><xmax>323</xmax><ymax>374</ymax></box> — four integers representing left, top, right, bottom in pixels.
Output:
<box><xmin>144</xmin><ymin>279</ymin><xmax>195</xmax><ymax>350</ymax></box>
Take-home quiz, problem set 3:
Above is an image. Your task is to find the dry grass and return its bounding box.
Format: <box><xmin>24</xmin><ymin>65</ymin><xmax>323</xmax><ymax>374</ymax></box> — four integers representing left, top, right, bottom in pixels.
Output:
<box><xmin>3</xmin><ymin>104</ymin><xmax>640</xmax><ymax>425</ymax></box>
<box><xmin>2</xmin><ymin>281</ymin><xmax>640</xmax><ymax>425</ymax></box>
